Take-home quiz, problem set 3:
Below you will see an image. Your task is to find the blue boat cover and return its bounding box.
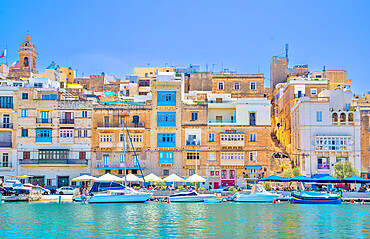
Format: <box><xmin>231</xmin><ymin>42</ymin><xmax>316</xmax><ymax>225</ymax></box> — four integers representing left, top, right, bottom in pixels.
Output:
<box><xmin>258</xmin><ymin>175</ymin><xmax>289</xmax><ymax>182</ymax></box>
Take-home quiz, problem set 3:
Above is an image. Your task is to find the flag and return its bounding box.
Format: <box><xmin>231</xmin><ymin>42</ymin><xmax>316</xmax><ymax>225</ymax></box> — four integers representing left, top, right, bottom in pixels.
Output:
<box><xmin>0</xmin><ymin>49</ymin><xmax>6</xmax><ymax>59</ymax></box>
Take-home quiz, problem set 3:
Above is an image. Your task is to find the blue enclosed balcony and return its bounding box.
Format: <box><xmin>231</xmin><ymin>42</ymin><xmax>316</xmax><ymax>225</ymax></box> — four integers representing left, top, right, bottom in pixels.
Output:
<box><xmin>157</xmin><ymin>112</ymin><xmax>176</xmax><ymax>127</ymax></box>
<box><xmin>157</xmin><ymin>133</ymin><xmax>175</xmax><ymax>147</ymax></box>
<box><xmin>157</xmin><ymin>91</ymin><xmax>176</xmax><ymax>106</ymax></box>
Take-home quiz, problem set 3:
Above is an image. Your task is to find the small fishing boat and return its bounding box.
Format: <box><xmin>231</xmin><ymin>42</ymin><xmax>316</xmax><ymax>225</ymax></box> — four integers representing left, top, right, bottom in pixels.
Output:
<box><xmin>88</xmin><ymin>188</ymin><xmax>152</xmax><ymax>204</ymax></box>
<box><xmin>290</xmin><ymin>191</ymin><xmax>342</xmax><ymax>204</ymax></box>
<box><xmin>168</xmin><ymin>191</ymin><xmax>215</xmax><ymax>202</ymax></box>
<box><xmin>234</xmin><ymin>184</ymin><xmax>281</xmax><ymax>203</ymax></box>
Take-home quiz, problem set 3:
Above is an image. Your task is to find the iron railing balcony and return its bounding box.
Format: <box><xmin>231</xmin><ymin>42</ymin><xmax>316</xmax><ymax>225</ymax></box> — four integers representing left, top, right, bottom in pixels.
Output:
<box><xmin>36</xmin><ymin>118</ymin><xmax>52</xmax><ymax>124</ymax></box>
<box><xmin>60</xmin><ymin>119</ymin><xmax>74</xmax><ymax>124</ymax></box>
<box><xmin>0</xmin><ymin>123</ymin><xmax>13</xmax><ymax>129</ymax></box>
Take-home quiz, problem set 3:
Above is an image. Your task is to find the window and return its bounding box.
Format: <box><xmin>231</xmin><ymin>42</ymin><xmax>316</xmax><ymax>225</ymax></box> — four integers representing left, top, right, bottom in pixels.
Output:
<box><xmin>159</xmin><ymin>151</ymin><xmax>173</xmax><ymax>164</ymax></box>
<box><xmin>131</xmin><ymin>134</ymin><xmax>143</xmax><ymax>142</ymax></box>
<box><xmin>234</xmin><ymin>82</ymin><xmax>240</xmax><ymax>90</ymax></box>
<box><xmin>100</xmin><ymin>134</ymin><xmax>113</xmax><ymax>142</ymax></box>
<box><xmin>82</xmin><ymin>110</ymin><xmax>88</xmax><ymax>118</ymax></box>
<box><xmin>41</xmin><ymin>94</ymin><xmax>57</xmax><ymax>100</ymax></box>
<box><xmin>157</xmin><ymin>112</ymin><xmax>176</xmax><ymax>127</ymax></box>
<box><xmin>157</xmin><ymin>91</ymin><xmax>176</xmax><ymax>106</ymax></box>
<box><xmin>187</xmin><ymin>152</ymin><xmax>199</xmax><ymax>160</ymax></box>
<box><xmin>47</xmin><ymin>179</ymin><xmax>52</xmax><ymax>186</ymax></box>
<box><xmin>139</xmin><ymin>80</ymin><xmax>150</xmax><ymax>86</ymax></box>
<box><xmin>157</xmin><ymin>133</ymin><xmax>175</xmax><ymax>147</ymax></box>
<box><xmin>249</xmin><ymin>151</ymin><xmax>257</xmax><ymax>161</ymax></box>
<box><xmin>38</xmin><ymin>150</ymin><xmax>69</xmax><ymax>163</ymax></box>
<box><xmin>77</xmin><ymin>130</ymin><xmax>81</xmax><ymax>137</ymax></box>
<box><xmin>35</xmin><ymin>129</ymin><xmax>52</xmax><ymax>143</ymax></box>
<box><xmin>332</xmin><ymin>113</ymin><xmax>338</xmax><ymax>122</ymax></box>
<box><xmin>118</xmin><ymin>170</ymin><xmax>123</xmax><ymax>175</ymax></box>
<box><xmin>191</xmin><ymin>112</ymin><xmax>198</xmax><ymax>121</ymax></box>
<box><xmin>229</xmin><ymin>170</ymin><xmax>235</xmax><ymax>179</ymax></box>
<box><xmin>21</xmin><ymin>129</ymin><xmax>28</xmax><ymax>137</ymax></box>
<box><xmin>103</xmin><ymin>154</ymin><xmax>109</xmax><ymax>166</ymax></box>
<box><xmin>83</xmin><ymin>130</ymin><xmax>88</xmax><ymax>137</ymax></box>
<box><xmin>218</xmin><ymin>82</ymin><xmax>224</xmax><ymax>90</ymax></box>
<box><xmin>210</xmin><ymin>171</ymin><xmax>214</xmax><ymax>176</ymax></box>
<box><xmin>311</xmin><ymin>89</ymin><xmax>317</xmax><ymax>95</ymax></box>
<box><xmin>249</xmin><ymin>112</ymin><xmax>256</xmax><ymax>126</ymax></box>
<box><xmin>221</xmin><ymin>170</ymin><xmax>227</xmax><ymax>179</ymax></box>
<box><xmin>215</xmin><ymin>171</ymin><xmax>219</xmax><ymax>176</ymax></box>
<box><xmin>209</xmin><ymin>133</ymin><xmax>215</xmax><ymax>142</ymax></box>
<box><xmin>22</xmin><ymin>93</ymin><xmax>28</xmax><ymax>100</ymax></box>
<box><xmin>208</xmin><ymin>152</ymin><xmax>216</xmax><ymax>161</ymax></box>
<box><xmin>318</xmin><ymin>157</ymin><xmax>330</xmax><ymax>169</ymax></box>
<box><xmin>0</xmin><ymin>96</ymin><xmax>13</xmax><ymax>109</ymax></box>
<box><xmin>60</xmin><ymin>129</ymin><xmax>74</xmax><ymax>138</ymax></box>
<box><xmin>2</xmin><ymin>153</ymin><xmax>9</xmax><ymax>167</ymax></box>
<box><xmin>345</xmin><ymin>104</ymin><xmax>351</xmax><ymax>111</ymax></box>
<box><xmin>163</xmin><ymin>169</ymin><xmax>170</xmax><ymax>176</ymax></box>
<box><xmin>21</xmin><ymin>109</ymin><xmax>28</xmax><ymax>117</ymax></box>
<box><xmin>220</xmin><ymin>134</ymin><xmax>245</xmax><ymax>141</ymax></box>
<box><xmin>221</xmin><ymin>152</ymin><xmax>244</xmax><ymax>161</ymax></box>
<box><xmin>316</xmin><ymin>111</ymin><xmax>322</xmax><ymax>122</ymax></box>
<box><xmin>23</xmin><ymin>151</ymin><xmax>30</xmax><ymax>160</ymax></box>
<box><xmin>79</xmin><ymin>152</ymin><xmax>86</xmax><ymax>160</ymax></box>
<box><xmin>336</xmin><ymin>157</ymin><xmax>347</xmax><ymax>163</ymax></box>
<box><xmin>188</xmin><ymin>169</ymin><xmax>196</xmax><ymax>176</ymax></box>
<box><xmin>250</xmin><ymin>81</ymin><xmax>256</xmax><ymax>90</ymax></box>
<box><xmin>315</xmin><ymin>136</ymin><xmax>352</xmax><ymax>151</ymax></box>
<box><xmin>250</xmin><ymin>133</ymin><xmax>256</xmax><ymax>142</ymax></box>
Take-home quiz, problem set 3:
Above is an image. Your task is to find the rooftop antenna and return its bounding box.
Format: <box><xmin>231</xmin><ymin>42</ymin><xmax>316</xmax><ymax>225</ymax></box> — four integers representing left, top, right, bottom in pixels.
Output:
<box><xmin>285</xmin><ymin>44</ymin><xmax>289</xmax><ymax>63</ymax></box>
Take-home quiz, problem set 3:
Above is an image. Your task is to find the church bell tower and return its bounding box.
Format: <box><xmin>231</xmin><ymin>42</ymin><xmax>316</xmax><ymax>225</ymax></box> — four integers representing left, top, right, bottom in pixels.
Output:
<box><xmin>18</xmin><ymin>33</ymin><xmax>38</xmax><ymax>75</ymax></box>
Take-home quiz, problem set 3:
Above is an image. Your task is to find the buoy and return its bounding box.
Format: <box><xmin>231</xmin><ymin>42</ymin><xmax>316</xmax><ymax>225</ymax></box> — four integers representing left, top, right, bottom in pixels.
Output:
<box><xmin>273</xmin><ymin>199</ymin><xmax>277</xmax><ymax>204</ymax></box>
<box><xmin>223</xmin><ymin>198</ymin><xmax>227</xmax><ymax>202</ymax></box>
<box><xmin>361</xmin><ymin>200</ymin><xmax>365</xmax><ymax>205</ymax></box>
<box><xmin>351</xmin><ymin>200</ymin><xmax>355</xmax><ymax>204</ymax></box>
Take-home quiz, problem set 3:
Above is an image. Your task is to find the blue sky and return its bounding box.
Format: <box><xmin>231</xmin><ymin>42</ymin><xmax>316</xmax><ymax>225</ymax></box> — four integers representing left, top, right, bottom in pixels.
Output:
<box><xmin>0</xmin><ymin>0</ymin><xmax>369</xmax><ymax>93</ymax></box>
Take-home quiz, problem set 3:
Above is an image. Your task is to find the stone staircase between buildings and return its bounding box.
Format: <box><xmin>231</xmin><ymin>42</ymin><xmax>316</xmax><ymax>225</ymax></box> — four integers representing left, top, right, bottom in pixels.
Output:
<box><xmin>269</xmin><ymin>131</ymin><xmax>292</xmax><ymax>175</ymax></box>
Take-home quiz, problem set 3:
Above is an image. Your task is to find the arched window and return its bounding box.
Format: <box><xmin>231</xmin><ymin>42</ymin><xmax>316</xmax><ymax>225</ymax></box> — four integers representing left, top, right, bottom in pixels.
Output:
<box><xmin>332</xmin><ymin>113</ymin><xmax>338</xmax><ymax>122</ymax></box>
<box><xmin>348</xmin><ymin>113</ymin><xmax>354</xmax><ymax>122</ymax></box>
<box><xmin>24</xmin><ymin>57</ymin><xmax>29</xmax><ymax>67</ymax></box>
<box><xmin>340</xmin><ymin>113</ymin><xmax>346</xmax><ymax>122</ymax></box>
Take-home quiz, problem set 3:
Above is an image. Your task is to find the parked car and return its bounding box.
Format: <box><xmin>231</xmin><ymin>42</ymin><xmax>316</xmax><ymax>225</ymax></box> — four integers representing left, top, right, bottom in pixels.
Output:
<box><xmin>56</xmin><ymin>186</ymin><xmax>75</xmax><ymax>195</ymax></box>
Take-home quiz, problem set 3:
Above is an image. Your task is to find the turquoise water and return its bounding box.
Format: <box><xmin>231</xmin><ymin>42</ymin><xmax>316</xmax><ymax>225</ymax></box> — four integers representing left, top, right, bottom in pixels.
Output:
<box><xmin>0</xmin><ymin>202</ymin><xmax>370</xmax><ymax>238</ymax></box>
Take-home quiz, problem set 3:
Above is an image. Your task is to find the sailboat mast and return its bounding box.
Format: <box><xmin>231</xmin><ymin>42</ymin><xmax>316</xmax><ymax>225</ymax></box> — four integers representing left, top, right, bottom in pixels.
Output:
<box><xmin>122</xmin><ymin>115</ymin><xmax>127</xmax><ymax>187</ymax></box>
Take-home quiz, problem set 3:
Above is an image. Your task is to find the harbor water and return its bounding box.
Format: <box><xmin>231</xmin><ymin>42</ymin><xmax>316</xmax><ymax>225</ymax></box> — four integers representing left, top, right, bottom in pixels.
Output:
<box><xmin>1</xmin><ymin>202</ymin><xmax>370</xmax><ymax>238</ymax></box>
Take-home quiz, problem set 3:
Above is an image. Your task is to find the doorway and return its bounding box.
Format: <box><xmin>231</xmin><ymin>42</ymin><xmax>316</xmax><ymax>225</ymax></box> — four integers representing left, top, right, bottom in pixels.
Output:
<box><xmin>57</xmin><ymin>176</ymin><xmax>69</xmax><ymax>188</ymax></box>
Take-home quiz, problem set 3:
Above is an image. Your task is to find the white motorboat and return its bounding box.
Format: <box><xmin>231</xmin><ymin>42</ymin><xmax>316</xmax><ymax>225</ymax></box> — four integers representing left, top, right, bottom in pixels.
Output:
<box><xmin>168</xmin><ymin>191</ymin><xmax>215</xmax><ymax>202</ymax></box>
<box><xmin>88</xmin><ymin>188</ymin><xmax>152</xmax><ymax>203</ymax></box>
<box><xmin>234</xmin><ymin>184</ymin><xmax>281</xmax><ymax>203</ymax></box>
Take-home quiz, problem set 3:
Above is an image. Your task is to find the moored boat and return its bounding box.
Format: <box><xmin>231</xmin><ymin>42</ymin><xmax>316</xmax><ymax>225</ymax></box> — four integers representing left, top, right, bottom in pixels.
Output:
<box><xmin>168</xmin><ymin>191</ymin><xmax>215</xmax><ymax>202</ymax></box>
<box><xmin>234</xmin><ymin>184</ymin><xmax>281</xmax><ymax>203</ymax></box>
<box><xmin>290</xmin><ymin>191</ymin><xmax>342</xmax><ymax>204</ymax></box>
<box><xmin>88</xmin><ymin>188</ymin><xmax>152</xmax><ymax>203</ymax></box>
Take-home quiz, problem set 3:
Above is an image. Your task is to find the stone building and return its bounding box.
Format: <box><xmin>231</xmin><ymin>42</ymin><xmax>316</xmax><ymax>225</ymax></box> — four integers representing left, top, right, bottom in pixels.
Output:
<box><xmin>0</xmin><ymin>87</ymin><xmax>19</xmax><ymax>182</ymax></box>
<box><xmin>17</xmin><ymin>87</ymin><xmax>93</xmax><ymax>187</ymax></box>
<box><xmin>91</xmin><ymin>103</ymin><xmax>151</xmax><ymax>177</ymax></box>
<box><xmin>291</xmin><ymin>90</ymin><xmax>361</xmax><ymax>177</ymax></box>
<box><xmin>212</xmin><ymin>73</ymin><xmax>265</xmax><ymax>98</ymax></box>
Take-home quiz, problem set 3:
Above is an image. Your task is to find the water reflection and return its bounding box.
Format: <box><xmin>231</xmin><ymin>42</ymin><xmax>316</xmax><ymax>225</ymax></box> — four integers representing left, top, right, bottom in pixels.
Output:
<box><xmin>0</xmin><ymin>202</ymin><xmax>369</xmax><ymax>238</ymax></box>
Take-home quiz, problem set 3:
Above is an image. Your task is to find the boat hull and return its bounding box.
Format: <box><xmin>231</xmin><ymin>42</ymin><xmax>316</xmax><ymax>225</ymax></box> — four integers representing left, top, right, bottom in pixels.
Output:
<box><xmin>290</xmin><ymin>195</ymin><xmax>341</xmax><ymax>204</ymax></box>
<box><xmin>169</xmin><ymin>194</ymin><xmax>215</xmax><ymax>202</ymax></box>
<box><xmin>234</xmin><ymin>194</ymin><xmax>280</xmax><ymax>203</ymax></box>
<box><xmin>89</xmin><ymin>194</ymin><xmax>151</xmax><ymax>204</ymax></box>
